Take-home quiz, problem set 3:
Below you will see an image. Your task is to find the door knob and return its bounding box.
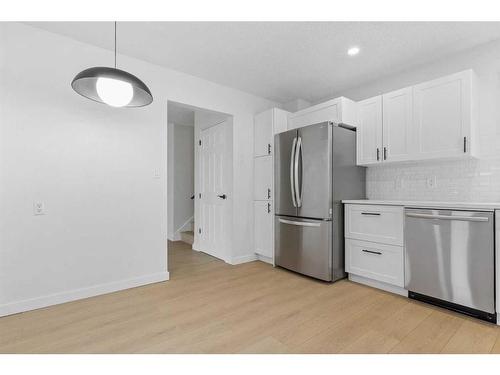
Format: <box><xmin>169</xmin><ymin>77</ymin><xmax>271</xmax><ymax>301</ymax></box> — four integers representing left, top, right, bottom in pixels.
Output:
<box><xmin>217</xmin><ymin>194</ymin><xmax>227</xmax><ymax>199</ymax></box>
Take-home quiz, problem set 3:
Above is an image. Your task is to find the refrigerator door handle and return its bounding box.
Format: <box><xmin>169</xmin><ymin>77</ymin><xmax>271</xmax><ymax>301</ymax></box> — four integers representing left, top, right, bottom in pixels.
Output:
<box><xmin>294</xmin><ymin>136</ymin><xmax>302</xmax><ymax>207</ymax></box>
<box><xmin>290</xmin><ymin>137</ymin><xmax>297</xmax><ymax>207</ymax></box>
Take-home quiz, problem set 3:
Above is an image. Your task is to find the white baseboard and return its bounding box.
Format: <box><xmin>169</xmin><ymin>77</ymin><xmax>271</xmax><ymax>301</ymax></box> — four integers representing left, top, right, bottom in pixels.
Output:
<box><xmin>348</xmin><ymin>274</ymin><xmax>408</xmax><ymax>297</ymax></box>
<box><xmin>227</xmin><ymin>254</ymin><xmax>258</xmax><ymax>265</ymax></box>
<box><xmin>168</xmin><ymin>233</ymin><xmax>181</xmax><ymax>241</ymax></box>
<box><xmin>256</xmin><ymin>254</ymin><xmax>273</xmax><ymax>265</ymax></box>
<box><xmin>0</xmin><ymin>271</ymin><xmax>169</xmax><ymax>317</ymax></box>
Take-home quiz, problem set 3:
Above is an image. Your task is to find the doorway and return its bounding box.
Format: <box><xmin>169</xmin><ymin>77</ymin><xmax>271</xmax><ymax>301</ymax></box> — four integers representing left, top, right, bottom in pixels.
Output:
<box><xmin>167</xmin><ymin>101</ymin><xmax>233</xmax><ymax>274</ymax></box>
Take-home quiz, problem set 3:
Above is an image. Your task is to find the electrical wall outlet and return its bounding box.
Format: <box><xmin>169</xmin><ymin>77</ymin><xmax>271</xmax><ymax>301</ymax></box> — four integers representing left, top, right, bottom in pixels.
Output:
<box><xmin>33</xmin><ymin>201</ymin><xmax>45</xmax><ymax>215</ymax></box>
<box><xmin>426</xmin><ymin>176</ymin><xmax>437</xmax><ymax>189</ymax></box>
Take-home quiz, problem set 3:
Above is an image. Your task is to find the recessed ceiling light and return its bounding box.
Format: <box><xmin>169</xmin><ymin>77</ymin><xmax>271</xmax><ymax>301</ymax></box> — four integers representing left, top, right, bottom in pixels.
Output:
<box><xmin>347</xmin><ymin>46</ymin><xmax>360</xmax><ymax>56</ymax></box>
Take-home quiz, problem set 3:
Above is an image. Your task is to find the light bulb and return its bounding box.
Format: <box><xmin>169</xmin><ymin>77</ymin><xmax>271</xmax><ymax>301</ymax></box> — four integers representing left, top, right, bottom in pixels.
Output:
<box><xmin>347</xmin><ymin>46</ymin><xmax>360</xmax><ymax>56</ymax></box>
<box><xmin>96</xmin><ymin>77</ymin><xmax>133</xmax><ymax>107</ymax></box>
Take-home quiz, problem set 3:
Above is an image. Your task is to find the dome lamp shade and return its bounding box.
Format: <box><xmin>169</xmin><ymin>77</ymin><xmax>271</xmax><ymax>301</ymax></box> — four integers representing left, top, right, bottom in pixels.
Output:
<box><xmin>71</xmin><ymin>22</ymin><xmax>153</xmax><ymax>108</ymax></box>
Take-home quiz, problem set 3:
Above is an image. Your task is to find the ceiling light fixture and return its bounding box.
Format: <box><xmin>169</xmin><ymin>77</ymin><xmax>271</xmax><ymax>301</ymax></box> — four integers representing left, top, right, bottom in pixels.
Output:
<box><xmin>347</xmin><ymin>46</ymin><xmax>360</xmax><ymax>56</ymax></box>
<box><xmin>71</xmin><ymin>22</ymin><xmax>153</xmax><ymax>107</ymax></box>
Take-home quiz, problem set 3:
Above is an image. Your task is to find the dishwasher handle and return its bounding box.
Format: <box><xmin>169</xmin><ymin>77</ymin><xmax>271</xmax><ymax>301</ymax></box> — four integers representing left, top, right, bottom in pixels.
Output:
<box><xmin>405</xmin><ymin>212</ymin><xmax>489</xmax><ymax>222</ymax></box>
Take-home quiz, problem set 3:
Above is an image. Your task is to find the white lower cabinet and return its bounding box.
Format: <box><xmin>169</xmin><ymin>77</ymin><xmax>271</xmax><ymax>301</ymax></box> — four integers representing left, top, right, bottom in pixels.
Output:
<box><xmin>345</xmin><ymin>239</ymin><xmax>404</xmax><ymax>287</ymax></box>
<box><xmin>344</xmin><ymin>203</ymin><xmax>405</xmax><ymax>289</ymax></box>
<box><xmin>254</xmin><ymin>201</ymin><xmax>273</xmax><ymax>258</ymax></box>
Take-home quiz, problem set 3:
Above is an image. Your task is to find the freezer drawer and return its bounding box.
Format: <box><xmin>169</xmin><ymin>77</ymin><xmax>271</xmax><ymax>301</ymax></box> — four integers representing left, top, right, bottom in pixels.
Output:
<box><xmin>275</xmin><ymin>216</ymin><xmax>332</xmax><ymax>281</ymax></box>
<box><xmin>405</xmin><ymin>208</ymin><xmax>495</xmax><ymax>315</ymax></box>
<box><xmin>345</xmin><ymin>239</ymin><xmax>404</xmax><ymax>287</ymax></box>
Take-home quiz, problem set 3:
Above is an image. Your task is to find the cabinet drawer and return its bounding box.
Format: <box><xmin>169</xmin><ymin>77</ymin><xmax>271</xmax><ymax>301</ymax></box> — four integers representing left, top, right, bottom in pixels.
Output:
<box><xmin>345</xmin><ymin>204</ymin><xmax>404</xmax><ymax>246</ymax></box>
<box><xmin>345</xmin><ymin>239</ymin><xmax>404</xmax><ymax>287</ymax></box>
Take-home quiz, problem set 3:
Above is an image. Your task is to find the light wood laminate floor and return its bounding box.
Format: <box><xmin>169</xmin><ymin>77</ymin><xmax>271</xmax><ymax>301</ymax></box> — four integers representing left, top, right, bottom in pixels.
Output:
<box><xmin>1</xmin><ymin>241</ymin><xmax>499</xmax><ymax>353</ymax></box>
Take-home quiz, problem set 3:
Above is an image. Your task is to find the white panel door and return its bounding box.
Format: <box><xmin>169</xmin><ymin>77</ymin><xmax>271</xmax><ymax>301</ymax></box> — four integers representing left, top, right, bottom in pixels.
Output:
<box><xmin>198</xmin><ymin>120</ymin><xmax>231</xmax><ymax>261</ymax></box>
<box><xmin>357</xmin><ymin>96</ymin><xmax>383</xmax><ymax>165</ymax></box>
<box><xmin>254</xmin><ymin>156</ymin><xmax>272</xmax><ymax>201</ymax></box>
<box><xmin>254</xmin><ymin>201</ymin><xmax>273</xmax><ymax>258</ymax></box>
<box><xmin>254</xmin><ymin>110</ymin><xmax>273</xmax><ymax>157</ymax></box>
<box><xmin>382</xmin><ymin>87</ymin><xmax>414</xmax><ymax>162</ymax></box>
<box><xmin>413</xmin><ymin>70</ymin><xmax>472</xmax><ymax>159</ymax></box>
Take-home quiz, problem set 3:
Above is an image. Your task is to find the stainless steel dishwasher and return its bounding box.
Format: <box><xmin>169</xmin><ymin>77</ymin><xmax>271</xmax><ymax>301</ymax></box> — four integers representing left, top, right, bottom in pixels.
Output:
<box><xmin>405</xmin><ymin>208</ymin><xmax>496</xmax><ymax>323</ymax></box>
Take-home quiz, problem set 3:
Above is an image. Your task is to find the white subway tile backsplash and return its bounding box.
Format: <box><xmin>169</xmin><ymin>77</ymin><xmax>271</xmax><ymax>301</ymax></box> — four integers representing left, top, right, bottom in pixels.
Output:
<box><xmin>366</xmin><ymin>148</ymin><xmax>500</xmax><ymax>203</ymax></box>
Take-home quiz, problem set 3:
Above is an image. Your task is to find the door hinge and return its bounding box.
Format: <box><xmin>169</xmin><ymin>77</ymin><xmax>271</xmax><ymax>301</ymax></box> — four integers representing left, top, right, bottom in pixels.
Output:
<box><xmin>198</xmin><ymin>139</ymin><xmax>202</xmax><ymax>146</ymax></box>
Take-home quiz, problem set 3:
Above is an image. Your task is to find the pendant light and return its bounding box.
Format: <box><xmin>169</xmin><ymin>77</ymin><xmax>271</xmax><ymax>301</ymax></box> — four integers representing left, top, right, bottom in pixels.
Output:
<box><xmin>71</xmin><ymin>22</ymin><xmax>153</xmax><ymax>107</ymax></box>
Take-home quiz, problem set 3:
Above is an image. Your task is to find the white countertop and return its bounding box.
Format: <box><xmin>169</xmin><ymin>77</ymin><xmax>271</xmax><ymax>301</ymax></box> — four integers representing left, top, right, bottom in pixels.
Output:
<box><xmin>342</xmin><ymin>199</ymin><xmax>500</xmax><ymax>211</ymax></box>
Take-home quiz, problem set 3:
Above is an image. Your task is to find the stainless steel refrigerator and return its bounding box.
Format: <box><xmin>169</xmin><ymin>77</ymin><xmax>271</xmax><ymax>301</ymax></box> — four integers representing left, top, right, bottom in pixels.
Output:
<box><xmin>274</xmin><ymin>121</ymin><xmax>365</xmax><ymax>281</ymax></box>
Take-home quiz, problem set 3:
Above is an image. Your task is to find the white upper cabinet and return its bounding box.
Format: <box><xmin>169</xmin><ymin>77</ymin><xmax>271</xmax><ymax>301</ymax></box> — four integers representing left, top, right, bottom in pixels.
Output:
<box><xmin>254</xmin><ymin>108</ymin><xmax>289</xmax><ymax>157</ymax></box>
<box><xmin>357</xmin><ymin>96</ymin><xmax>383</xmax><ymax>165</ymax></box>
<box><xmin>288</xmin><ymin>97</ymin><xmax>357</xmax><ymax>130</ymax></box>
<box><xmin>382</xmin><ymin>87</ymin><xmax>414</xmax><ymax>162</ymax></box>
<box><xmin>254</xmin><ymin>110</ymin><xmax>273</xmax><ymax>157</ymax></box>
<box><xmin>356</xmin><ymin>69</ymin><xmax>478</xmax><ymax>166</ymax></box>
<box><xmin>413</xmin><ymin>70</ymin><xmax>476</xmax><ymax>160</ymax></box>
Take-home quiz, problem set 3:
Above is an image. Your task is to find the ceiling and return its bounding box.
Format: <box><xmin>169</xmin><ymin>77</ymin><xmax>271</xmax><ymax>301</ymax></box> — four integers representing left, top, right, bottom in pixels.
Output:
<box><xmin>27</xmin><ymin>22</ymin><xmax>500</xmax><ymax>103</ymax></box>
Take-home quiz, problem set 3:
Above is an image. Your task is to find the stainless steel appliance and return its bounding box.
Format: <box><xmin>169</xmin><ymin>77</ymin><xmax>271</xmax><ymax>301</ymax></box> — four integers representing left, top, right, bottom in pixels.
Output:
<box><xmin>274</xmin><ymin>122</ymin><xmax>365</xmax><ymax>281</ymax></box>
<box><xmin>405</xmin><ymin>208</ymin><xmax>496</xmax><ymax>323</ymax></box>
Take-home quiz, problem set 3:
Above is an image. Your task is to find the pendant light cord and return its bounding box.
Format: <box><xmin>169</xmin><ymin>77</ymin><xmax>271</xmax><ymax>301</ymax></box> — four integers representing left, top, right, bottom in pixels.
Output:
<box><xmin>114</xmin><ymin>21</ymin><xmax>117</xmax><ymax>69</ymax></box>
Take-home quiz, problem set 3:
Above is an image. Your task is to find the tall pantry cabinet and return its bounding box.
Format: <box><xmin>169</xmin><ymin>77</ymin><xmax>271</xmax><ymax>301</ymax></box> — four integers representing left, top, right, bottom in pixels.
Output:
<box><xmin>253</xmin><ymin>108</ymin><xmax>289</xmax><ymax>263</ymax></box>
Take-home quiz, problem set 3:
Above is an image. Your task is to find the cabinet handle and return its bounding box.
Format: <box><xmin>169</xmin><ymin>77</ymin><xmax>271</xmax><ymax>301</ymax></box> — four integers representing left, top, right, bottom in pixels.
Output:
<box><xmin>383</xmin><ymin>147</ymin><xmax>387</xmax><ymax>160</ymax></box>
<box><xmin>268</xmin><ymin>143</ymin><xmax>271</xmax><ymax>155</ymax></box>
<box><xmin>463</xmin><ymin>137</ymin><xmax>467</xmax><ymax>153</ymax></box>
<box><xmin>267</xmin><ymin>202</ymin><xmax>271</xmax><ymax>214</ymax></box>
<box><xmin>362</xmin><ymin>249</ymin><xmax>382</xmax><ymax>255</ymax></box>
<box><xmin>361</xmin><ymin>212</ymin><xmax>380</xmax><ymax>216</ymax></box>
<box><xmin>376</xmin><ymin>148</ymin><xmax>380</xmax><ymax>161</ymax></box>
<box><xmin>267</xmin><ymin>188</ymin><xmax>271</xmax><ymax>199</ymax></box>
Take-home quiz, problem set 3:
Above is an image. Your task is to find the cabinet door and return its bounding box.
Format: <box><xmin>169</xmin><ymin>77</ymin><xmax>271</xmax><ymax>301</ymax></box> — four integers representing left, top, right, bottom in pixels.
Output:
<box><xmin>382</xmin><ymin>87</ymin><xmax>414</xmax><ymax>162</ymax></box>
<box><xmin>356</xmin><ymin>96</ymin><xmax>383</xmax><ymax>165</ymax></box>
<box><xmin>254</xmin><ymin>156</ymin><xmax>272</xmax><ymax>201</ymax></box>
<box><xmin>254</xmin><ymin>201</ymin><xmax>273</xmax><ymax>258</ymax></box>
<box><xmin>273</xmin><ymin>108</ymin><xmax>289</xmax><ymax>134</ymax></box>
<box><xmin>254</xmin><ymin>110</ymin><xmax>273</xmax><ymax>157</ymax></box>
<box><xmin>413</xmin><ymin>70</ymin><xmax>472</xmax><ymax>159</ymax></box>
<box><xmin>287</xmin><ymin>98</ymin><xmax>340</xmax><ymax>130</ymax></box>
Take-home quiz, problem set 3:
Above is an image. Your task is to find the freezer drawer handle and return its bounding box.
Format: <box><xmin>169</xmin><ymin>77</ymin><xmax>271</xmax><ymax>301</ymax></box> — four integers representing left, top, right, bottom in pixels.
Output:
<box><xmin>361</xmin><ymin>212</ymin><xmax>380</xmax><ymax>216</ymax></box>
<box><xmin>362</xmin><ymin>249</ymin><xmax>382</xmax><ymax>255</ymax></box>
<box><xmin>278</xmin><ymin>218</ymin><xmax>320</xmax><ymax>227</ymax></box>
<box><xmin>405</xmin><ymin>213</ymin><xmax>489</xmax><ymax>222</ymax></box>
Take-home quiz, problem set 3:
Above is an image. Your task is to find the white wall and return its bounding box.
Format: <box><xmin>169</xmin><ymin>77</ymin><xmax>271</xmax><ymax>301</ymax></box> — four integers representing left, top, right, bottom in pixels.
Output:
<box><xmin>173</xmin><ymin>124</ymin><xmax>194</xmax><ymax>234</ymax></box>
<box><xmin>167</xmin><ymin>122</ymin><xmax>195</xmax><ymax>241</ymax></box>
<box><xmin>332</xmin><ymin>39</ymin><xmax>500</xmax><ymax>202</ymax></box>
<box><xmin>0</xmin><ymin>22</ymin><xmax>277</xmax><ymax>316</ymax></box>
